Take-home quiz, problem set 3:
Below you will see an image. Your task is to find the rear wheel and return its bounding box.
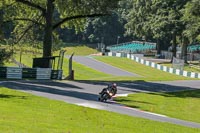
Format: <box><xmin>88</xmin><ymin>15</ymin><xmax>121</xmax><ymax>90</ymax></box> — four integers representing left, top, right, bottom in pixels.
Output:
<box><xmin>101</xmin><ymin>93</ymin><xmax>108</xmax><ymax>102</ymax></box>
<box><xmin>98</xmin><ymin>97</ymin><xmax>100</xmax><ymax>101</ymax></box>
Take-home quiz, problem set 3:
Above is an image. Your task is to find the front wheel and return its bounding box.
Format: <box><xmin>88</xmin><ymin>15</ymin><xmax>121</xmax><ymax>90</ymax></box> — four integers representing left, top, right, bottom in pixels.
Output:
<box><xmin>101</xmin><ymin>93</ymin><xmax>108</xmax><ymax>102</ymax></box>
<box><xmin>98</xmin><ymin>97</ymin><xmax>101</xmax><ymax>101</ymax></box>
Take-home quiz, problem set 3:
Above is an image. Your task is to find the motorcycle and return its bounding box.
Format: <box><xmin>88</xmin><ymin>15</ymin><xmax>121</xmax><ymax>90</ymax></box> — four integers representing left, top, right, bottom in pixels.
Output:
<box><xmin>98</xmin><ymin>83</ymin><xmax>117</xmax><ymax>102</ymax></box>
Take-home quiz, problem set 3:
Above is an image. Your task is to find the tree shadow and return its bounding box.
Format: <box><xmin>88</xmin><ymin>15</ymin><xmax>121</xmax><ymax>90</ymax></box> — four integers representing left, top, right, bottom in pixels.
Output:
<box><xmin>74</xmin><ymin>80</ymin><xmax>200</xmax><ymax>98</ymax></box>
<box><xmin>0</xmin><ymin>94</ymin><xmax>27</xmax><ymax>99</ymax></box>
<box><xmin>2</xmin><ymin>81</ymin><xmax>98</xmax><ymax>101</ymax></box>
<box><xmin>12</xmin><ymin>80</ymin><xmax>83</xmax><ymax>89</ymax></box>
<box><xmin>148</xmin><ymin>89</ymin><xmax>200</xmax><ymax>98</ymax></box>
<box><xmin>113</xmin><ymin>98</ymin><xmax>155</xmax><ymax>105</ymax></box>
<box><xmin>1</xmin><ymin>79</ymin><xmax>200</xmax><ymax>102</ymax></box>
<box><xmin>106</xmin><ymin>100</ymin><xmax>140</xmax><ymax>109</ymax></box>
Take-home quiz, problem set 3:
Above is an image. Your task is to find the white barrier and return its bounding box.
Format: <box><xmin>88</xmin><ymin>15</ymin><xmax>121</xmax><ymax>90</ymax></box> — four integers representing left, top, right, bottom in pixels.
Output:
<box><xmin>36</xmin><ymin>68</ymin><xmax>52</xmax><ymax>79</ymax></box>
<box><xmin>107</xmin><ymin>52</ymin><xmax>200</xmax><ymax>79</ymax></box>
<box><xmin>6</xmin><ymin>67</ymin><xmax>22</xmax><ymax>79</ymax></box>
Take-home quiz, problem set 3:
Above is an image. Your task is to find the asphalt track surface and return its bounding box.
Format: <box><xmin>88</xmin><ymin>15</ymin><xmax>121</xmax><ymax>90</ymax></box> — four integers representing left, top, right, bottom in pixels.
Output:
<box><xmin>1</xmin><ymin>55</ymin><xmax>200</xmax><ymax>129</ymax></box>
<box><xmin>1</xmin><ymin>80</ymin><xmax>200</xmax><ymax>129</ymax></box>
<box><xmin>66</xmin><ymin>55</ymin><xmax>140</xmax><ymax>77</ymax></box>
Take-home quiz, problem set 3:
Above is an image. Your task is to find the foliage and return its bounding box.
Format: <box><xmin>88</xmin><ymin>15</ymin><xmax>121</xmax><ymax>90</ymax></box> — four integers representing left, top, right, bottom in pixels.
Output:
<box><xmin>123</xmin><ymin>0</ymin><xmax>153</xmax><ymax>40</ymax></box>
<box><xmin>0</xmin><ymin>48</ymin><xmax>12</xmax><ymax>66</ymax></box>
<box><xmin>1</xmin><ymin>0</ymin><xmax>200</xmax><ymax>59</ymax></box>
<box><xmin>122</xmin><ymin>0</ymin><xmax>197</xmax><ymax>59</ymax></box>
<box><xmin>182</xmin><ymin>0</ymin><xmax>200</xmax><ymax>42</ymax></box>
<box><xmin>83</xmin><ymin>13</ymin><xmax>128</xmax><ymax>46</ymax></box>
<box><xmin>56</xmin><ymin>12</ymin><xmax>131</xmax><ymax>46</ymax></box>
<box><xmin>1</xmin><ymin>0</ymin><xmax>119</xmax><ymax>57</ymax></box>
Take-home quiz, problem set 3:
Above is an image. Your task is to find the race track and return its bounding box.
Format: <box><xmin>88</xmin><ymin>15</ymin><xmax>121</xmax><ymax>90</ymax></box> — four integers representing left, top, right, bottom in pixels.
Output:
<box><xmin>1</xmin><ymin>80</ymin><xmax>200</xmax><ymax>128</ymax></box>
<box><xmin>1</xmin><ymin>56</ymin><xmax>200</xmax><ymax>128</ymax></box>
<box><xmin>66</xmin><ymin>55</ymin><xmax>140</xmax><ymax>77</ymax></box>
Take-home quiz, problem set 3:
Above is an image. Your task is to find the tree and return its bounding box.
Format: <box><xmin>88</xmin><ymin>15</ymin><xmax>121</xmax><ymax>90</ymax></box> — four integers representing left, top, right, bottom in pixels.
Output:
<box><xmin>124</xmin><ymin>0</ymin><xmax>153</xmax><ymax>40</ymax></box>
<box><xmin>123</xmin><ymin>0</ymin><xmax>190</xmax><ymax>61</ymax></box>
<box><xmin>124</xmin><ymin>0</ymin><xmax>166</xmax><ymax>54</ymax></box>
<box><xmin>1</xmin><ymin>0</ymin><xmax>119</xmax><ymax>58</ymax></box>
<box><xmin>0</xmin><ymin>9</ymin><xmax>3</xmax><ymax>41</ymax></box>
<box><xmin>83</xmin><ymin>12</ymin><xmax>128</xmax><ymax>46</ymax></box>
<box><xmin>182</xmin><ymin>0</ymin><xmax>200</xmax><ymax>42</ymax></box>
<box><xmin>179</xmin><ymin>0</ymin><xmax>200</xmax><ymax>63</ymax></box>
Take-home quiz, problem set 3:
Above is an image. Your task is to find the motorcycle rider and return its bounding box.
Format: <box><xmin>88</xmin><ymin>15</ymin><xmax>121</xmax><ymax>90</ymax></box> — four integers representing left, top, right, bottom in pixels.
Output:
<box><xmin>99</xmin><ymin>83</ymin><xmax>117</xmax><ymax>96</ymax></box>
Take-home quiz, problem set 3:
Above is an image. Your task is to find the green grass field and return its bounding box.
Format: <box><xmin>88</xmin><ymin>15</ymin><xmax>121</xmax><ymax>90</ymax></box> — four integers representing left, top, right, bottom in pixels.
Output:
<box><xmin>93</xmin><ymin>56</ymin><xmax>190</xmax><ymax>81</ymax></box>
<box><xmin>2</xmin><ymin>45</ymin><xmax>200</xmax><ymax>132</ymax></box>
<box><xmin>114</xmin><ymin>89</ymin><xmax>200</xmax><ymax>123</ymax></box>
<box><xmin>1</xmin><ymin>87</ymin><xmax>200</xmax><ymax>132</ymax></box>
<box><xmin>63</xmin><ymin>45</ymin><xmax>98</xmax><ymax>55</ymax></box>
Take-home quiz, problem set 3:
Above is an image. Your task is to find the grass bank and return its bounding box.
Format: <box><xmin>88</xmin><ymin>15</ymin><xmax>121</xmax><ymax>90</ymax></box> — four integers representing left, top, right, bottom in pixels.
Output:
<box><xmin>94</xmin><ymin>56</ymin><xmax>190</xmax><ymax>81</ymax></box>
<box><xmin>59</xmin><ymin>55</ymin><xmax>192</xmax><ymax>81</ymax></box>
<box><xmin>0</xmin><ymin>87</ymin><xmax>199</xmax><ymax>132</ymax></box>
<box><xmin>114</xmin><ymin>89</ymin><xmax>200</xmax><ymax>123</ymax></box>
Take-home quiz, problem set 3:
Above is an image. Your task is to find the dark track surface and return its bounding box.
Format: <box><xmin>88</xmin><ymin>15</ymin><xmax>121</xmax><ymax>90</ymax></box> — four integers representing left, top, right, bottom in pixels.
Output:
<box><xmin>1</xmin><ymin>80</ymin><xmax>200</xmax><ymax>128</ymax></box>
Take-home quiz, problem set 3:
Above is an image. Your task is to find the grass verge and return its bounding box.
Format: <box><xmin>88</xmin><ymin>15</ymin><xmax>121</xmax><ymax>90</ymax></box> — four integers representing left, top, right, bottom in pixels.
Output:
<box><xmin>0</xmin><ymin>87</ymin><xmax>200</xmax><ymax>132</ymax></box>
<box><xmin>60</xmin><ymin>55</ymin><xmax>193</xmax><ymax>81</ymax></box>
<box><xmin>62</xmin><ymin>58</ymin><xmax>113</xmax><ymax>80</ymax></box>
<box><xmin>63</xmin><ymin>45</ymin><xmax>98</xmax><ymax>56</ymax></box>
<box><xmin>114</xmin><ymin>89</ymin><xmax>200</xmax><ymax>123</ymax></box>
<box><xmin>94</xmin><ymin>56</ymin><xmax>191</xmax><ymax>81</ymax></box>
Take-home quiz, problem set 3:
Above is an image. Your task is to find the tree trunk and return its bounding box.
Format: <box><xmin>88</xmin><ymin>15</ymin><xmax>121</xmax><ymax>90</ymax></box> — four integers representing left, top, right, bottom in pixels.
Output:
<box><xmin>171</xmin><ymin>31</ymin><xmax>177</xmax><ymax>62</ymax></box>
<box><xmin>43</xmin><ymin>0</ymin><xmax>54</xmax><ymax>57</ymax></box>
<box><xmin>0</xmin><ymin>9</ymin><xmax>4</xmax><ymax>40</ymax></box>
<box><xmin>156</xmin><ymin>39</ymin><xmax>161</xmax><ymax>55</ymax></box>
<box><xmin>181</xmin><ymin>37</ymin><xmax>189</xmax><ymax>63</ymax></box>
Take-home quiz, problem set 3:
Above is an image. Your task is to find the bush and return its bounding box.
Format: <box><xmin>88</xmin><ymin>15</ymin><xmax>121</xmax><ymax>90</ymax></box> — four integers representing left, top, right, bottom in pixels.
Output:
<box><xmin>0</xmin><ymin>48</ymin><xmax>12</xmax><ymax>66</ymax></box>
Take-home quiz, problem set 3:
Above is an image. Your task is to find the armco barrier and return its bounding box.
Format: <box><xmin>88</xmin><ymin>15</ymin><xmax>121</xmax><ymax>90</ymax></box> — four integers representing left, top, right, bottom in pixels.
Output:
<box><xmin>36</xmin><ymin>68</ymin><xmax>51</xmax><ymax>80</ymax></box>
<box><xmin>107</xmin><ymin>52</ymin><xmax>200</xmax><ymax>79</ymax></box>
<box><xmin>0</xmin><ymin>67</ymin><xmax>62</xmax><ymax>80</ymax></box>
<box><xmin>7</xmin><ymin>67</ymin><xmax>22</xmax><ymax>79</ymax></box>
<box><xmin>22</xmin><ymin>68</ymin><xmax>37</xmax><ymax>79</ymax></box>
<box><xmin>51</xmin><ymin>70</ymin><xmax>62</xmax><ymax>80</ymax></box>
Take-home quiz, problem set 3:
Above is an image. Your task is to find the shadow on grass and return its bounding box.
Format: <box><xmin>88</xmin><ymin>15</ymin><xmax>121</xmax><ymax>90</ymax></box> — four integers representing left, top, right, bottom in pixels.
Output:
<box><xmin>106</xmin><ymin>100</ymin><xmax>140</xmax><ymax>109</ymax></box>
<box><xmin>148</xmin><ymin>89</ymin><xmax>200</xmax><ymax>98</ymax></box>
<box><xmin>114</xmin><ymin>97</ymin><xmax>155</xmax><ymax>105</ymax></box>
<box><xmin>0</xmin><ymin>94</ymin><xmax>27</xmax><ymax>99</ymax></box>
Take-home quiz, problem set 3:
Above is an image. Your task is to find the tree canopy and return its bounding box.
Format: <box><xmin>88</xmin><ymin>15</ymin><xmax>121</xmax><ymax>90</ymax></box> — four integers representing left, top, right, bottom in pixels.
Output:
<box><xmin>0</xmin><ymin>0</ymin><xmax>200</xmax><ymax>64</ymax></box>
<box><xmin>1</xmin><ymin>0</ymin><xmax>119</xmax><ymax>57</ymax></box>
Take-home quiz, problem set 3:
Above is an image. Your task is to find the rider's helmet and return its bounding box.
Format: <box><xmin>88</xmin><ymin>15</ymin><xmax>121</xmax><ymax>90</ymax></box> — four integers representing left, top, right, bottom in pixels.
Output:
<box><xmin>112</xmin><ymin>83</ymin><xmax>117</xmax><ymax>88</ymax></box>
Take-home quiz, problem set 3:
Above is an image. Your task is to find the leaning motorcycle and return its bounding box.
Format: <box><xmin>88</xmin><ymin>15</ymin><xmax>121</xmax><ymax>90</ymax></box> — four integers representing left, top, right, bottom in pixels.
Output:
<box><xmin>98</xmin><ymin>89</ymin><xmax>113</xmax><ymax>102</ymax></box>
<box><xmin>98</xmin><ymin>83</ymin><xmax>117</xmax><ymax>102</ymax></box>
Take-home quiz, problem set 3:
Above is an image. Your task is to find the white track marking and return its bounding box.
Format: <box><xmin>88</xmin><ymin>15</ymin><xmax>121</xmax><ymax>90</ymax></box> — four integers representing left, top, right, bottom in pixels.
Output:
<box><xmin>76</xmin><ymin>102</ymin><xmax>105</xmax><ymax>109</ymax></box>
<box><xmin>123</xmin><ymin>106</ymin><xmax>168</xmax><ymax>118</ymax></box>
<box><xmin>114</xmin><ymin>94</ymin><xmax>128</xmax><ymax>97</ymax></box>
